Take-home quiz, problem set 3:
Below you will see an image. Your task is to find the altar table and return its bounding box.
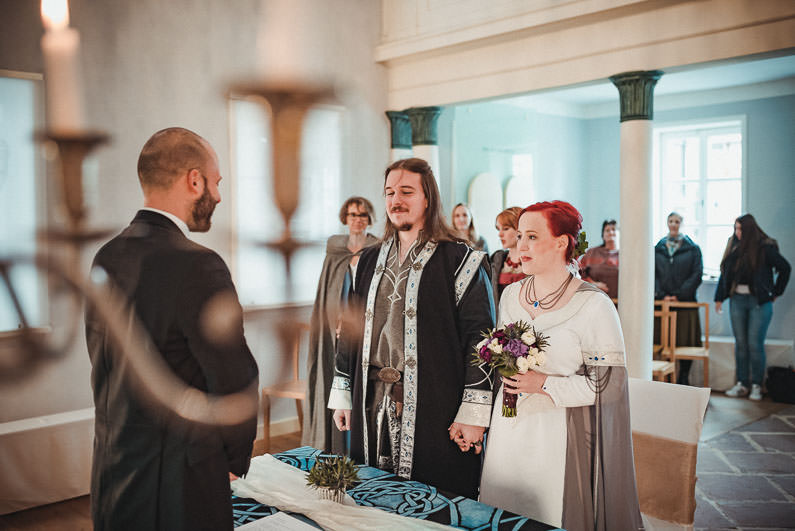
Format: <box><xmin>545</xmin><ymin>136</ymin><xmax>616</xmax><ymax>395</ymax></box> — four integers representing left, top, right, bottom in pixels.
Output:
<box><xmin>232</xmin><ymin>446</ymin><xmax>559</xmax><ymax>530</ymax></box>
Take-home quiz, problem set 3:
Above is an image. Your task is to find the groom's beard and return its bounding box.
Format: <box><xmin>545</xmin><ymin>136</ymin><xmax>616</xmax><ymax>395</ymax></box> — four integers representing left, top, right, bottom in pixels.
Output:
<box><xmin>396</xmin><ymin>223</ymin><xmax>413</xmax><ymax>232</ymax></box>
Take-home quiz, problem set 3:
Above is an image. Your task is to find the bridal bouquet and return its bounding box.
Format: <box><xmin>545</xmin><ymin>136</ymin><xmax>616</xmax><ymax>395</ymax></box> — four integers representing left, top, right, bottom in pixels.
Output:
<box><xmin>473</xmin><ymin>321</ymin><xmax>549</xmax><ymax>417</ymax></box>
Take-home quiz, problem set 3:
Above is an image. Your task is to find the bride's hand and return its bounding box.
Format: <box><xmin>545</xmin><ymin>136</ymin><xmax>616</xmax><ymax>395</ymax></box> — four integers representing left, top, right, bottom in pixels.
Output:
<box><xmin>502</xmin><ymin>370</ymin><xmax>548</xmax><ymax>396</ymax></box>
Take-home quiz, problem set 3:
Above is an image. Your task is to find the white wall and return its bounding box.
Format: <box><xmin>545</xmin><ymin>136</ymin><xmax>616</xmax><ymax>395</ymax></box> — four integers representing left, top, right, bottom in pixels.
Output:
<box><xmin>0</xmin><ymin>0</ymin><xmax>388</xmax><ymax>424</ymax></box>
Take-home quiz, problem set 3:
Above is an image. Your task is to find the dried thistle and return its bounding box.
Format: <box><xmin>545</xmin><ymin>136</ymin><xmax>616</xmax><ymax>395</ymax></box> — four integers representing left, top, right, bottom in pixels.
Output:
<box><xmin>306</xmin><ymin>456</ymin><xmax>360</xmax><ymax>491</ymax></box>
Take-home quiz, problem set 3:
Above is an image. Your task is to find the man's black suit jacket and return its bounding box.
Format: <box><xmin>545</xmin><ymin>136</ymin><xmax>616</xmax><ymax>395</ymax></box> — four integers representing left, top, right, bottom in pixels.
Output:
<box><xmin>85</xmin><ymin>210</ymin><xmax>258</xmax><ymax>531</ymax></box>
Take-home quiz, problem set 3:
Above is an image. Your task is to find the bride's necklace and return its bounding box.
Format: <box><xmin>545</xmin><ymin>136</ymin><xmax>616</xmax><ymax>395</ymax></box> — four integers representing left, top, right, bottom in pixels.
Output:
<box><xmin>525</xmin><ymin>273</ymin><xmax>574</xmax><ymax>309</ymax></box>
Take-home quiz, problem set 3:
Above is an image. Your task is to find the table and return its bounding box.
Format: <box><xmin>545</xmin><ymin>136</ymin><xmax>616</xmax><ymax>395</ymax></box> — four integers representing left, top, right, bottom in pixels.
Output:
<box><xmin>232</xmin><ymin>446</ymin><xmax>558</xmax><ymax>530</ymax></box>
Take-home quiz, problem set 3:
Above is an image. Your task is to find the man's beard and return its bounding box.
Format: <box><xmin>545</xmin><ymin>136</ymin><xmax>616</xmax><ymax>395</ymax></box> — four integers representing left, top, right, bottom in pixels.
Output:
<box><xmin>396</xmin><ymin>223</ymin><xmax>413</xmax><ymax>232</ymax></box>
<box><xmin>188</xmin><ymin>183</ymin><xmax>217</xmax><ymax>232</ymax></box>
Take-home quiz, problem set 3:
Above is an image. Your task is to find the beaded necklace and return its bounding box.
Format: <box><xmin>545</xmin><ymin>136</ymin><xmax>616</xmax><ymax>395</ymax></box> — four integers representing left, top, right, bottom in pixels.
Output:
<box><xmin>524</xmin><ymin>272</ymin><xmax>574</xmax><ymax>309</ymax></box>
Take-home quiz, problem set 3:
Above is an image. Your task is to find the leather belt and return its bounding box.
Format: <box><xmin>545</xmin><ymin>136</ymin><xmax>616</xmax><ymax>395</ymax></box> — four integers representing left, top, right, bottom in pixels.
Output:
<box><xmin>368</xmin><ymin>366</ymin><xmax>404</xmax><ymax>403</ymax></box>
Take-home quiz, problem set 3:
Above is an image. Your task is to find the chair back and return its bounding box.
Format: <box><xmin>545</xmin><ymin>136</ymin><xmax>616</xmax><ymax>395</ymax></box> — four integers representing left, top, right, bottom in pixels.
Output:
<box><xmin>653</xmin><ymin>309</ymin><xmax>677</xmax><ymax>360</ymax></box>
<box><xmin>628</xmin><ymin>378</ymin><xmax>710</xmax><ymax>529</ymax></box>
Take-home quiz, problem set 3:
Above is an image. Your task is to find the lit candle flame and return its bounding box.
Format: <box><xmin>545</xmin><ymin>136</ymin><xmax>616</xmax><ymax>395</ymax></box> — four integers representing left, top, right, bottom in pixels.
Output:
<box><xmin>41</xmin><ymin>0</ymin><xmax>70</xmax><ymax>31</ymax></box>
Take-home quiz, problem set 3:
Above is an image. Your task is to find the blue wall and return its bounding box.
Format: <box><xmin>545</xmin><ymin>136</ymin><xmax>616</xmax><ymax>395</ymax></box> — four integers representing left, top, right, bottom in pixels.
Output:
<box><xmin>444</xmin><ymin>92</ymin><xmax>794</xmax><ymax>341</ymax></box>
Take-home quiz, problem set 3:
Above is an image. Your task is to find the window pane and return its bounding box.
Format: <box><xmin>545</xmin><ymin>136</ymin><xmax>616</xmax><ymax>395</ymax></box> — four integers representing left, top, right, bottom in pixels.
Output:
<box><xmin>683</xmin><ymin>136</ymin><xmax>700</xmax><ymax>181</ymax></box>
<box><xmin>706</xmin><ymin>180</ymin><xmax>742</xmax><ymax>225</ymax></box>
<box><xmin>704</xmin><ymin>225</ymin><xmax>733</xmax><ymax>276</ymax></box>
<box><xmin>232</xmin><ymin>101</ymin><xmax>342</xmax><ymax>306</ymax></box>
<box><xmin>707</xmin><ymin>133</ymin><xmax>742</xmax><ymax>180</ymax></box>
<box><xmin>0</xmin><ymin>77</ymin><xmax>41</xmax><ymax>330</ymax></box>
<box><xmin>662</xmin><ymin>180</ymin><xmax>701</xmax><ymax>225</ymax></box>
<box><xmin>662</xmin><ymin>137</ymin><xmax>686</xmax><ymax>181</ymax></box>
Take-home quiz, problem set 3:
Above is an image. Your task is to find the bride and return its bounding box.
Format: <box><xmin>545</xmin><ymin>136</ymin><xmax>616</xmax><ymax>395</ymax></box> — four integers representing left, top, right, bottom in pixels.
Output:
<box><xmin>458</xmin><ymin>201</ymin><xmax>642</xmax><ymax>530</ymax></box>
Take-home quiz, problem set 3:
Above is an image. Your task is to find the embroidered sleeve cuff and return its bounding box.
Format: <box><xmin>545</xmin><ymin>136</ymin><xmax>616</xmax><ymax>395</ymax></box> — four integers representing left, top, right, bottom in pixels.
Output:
<box><xmin>327</xmin><ymin>388</ymin><xmax>352</xmax><ymax>410</ymax></box>
<box><xmin>453</xmin><ymin>389</ymin><xmax>492</xmax><ymax>427</ymax></box>
<box><xmin>327</xmin><ymin>376</ymin><xmax>352</xmax><ymax>410</ymax></box>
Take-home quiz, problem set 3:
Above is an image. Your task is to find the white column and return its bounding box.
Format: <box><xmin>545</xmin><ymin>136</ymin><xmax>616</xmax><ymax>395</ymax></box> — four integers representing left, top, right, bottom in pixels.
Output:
<box><xmin>610</xmin><ymin>70</ymin><xmax>662</xmax><ymax>380</ymax></box>
<box><xmin>411</xmin><ymin>145</ymin><xmax>439</xmax><ymax>181</ymax></box>
<box><xmin>618</xmin><ymin>120</ymin><xmax>654</xmax><ymax>379</ymax></box>
<box><xmin>405</xmin><ymin>107</ymin><xmax>442</xmax><ymax>185</ymax></box>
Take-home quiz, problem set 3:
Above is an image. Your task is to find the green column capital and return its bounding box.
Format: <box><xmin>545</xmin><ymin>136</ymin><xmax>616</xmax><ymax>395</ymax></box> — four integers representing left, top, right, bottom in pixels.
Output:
<box><xmin>609</xmin><ymin>70</ymin><xmax>663</xmax><ymax>122</ymax></box>
<box><xmin>385</xmin><ymin>111</ymin><xmax>412</xmax><ymax>150</ymax></box>
<box><xmin>404</xmin><ymin>106</ymin><xmax>442</xmax><ymax>146</ymax></box>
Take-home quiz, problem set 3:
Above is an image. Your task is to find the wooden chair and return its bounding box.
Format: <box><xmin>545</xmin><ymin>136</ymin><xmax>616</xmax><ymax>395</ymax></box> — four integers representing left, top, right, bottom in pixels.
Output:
<box><xmin>652</xmin><ymin>309</ymin><xmax>676</xmax><ymax>383</ymax></box>
<box><xmin>261</xmin><ymin>322</ymin><xmax>310</xmax><ymax>454</ymax></box>
<box><xmin>657</xmin><ymin>300</ymin><xmax>710</xmax><ymax>387</ymax></box>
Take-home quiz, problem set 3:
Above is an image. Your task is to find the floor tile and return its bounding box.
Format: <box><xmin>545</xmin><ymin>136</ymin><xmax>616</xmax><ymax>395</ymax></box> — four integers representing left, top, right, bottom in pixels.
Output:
<box><xmin>716</xmin><ymin>501</ymin><xmax>795</xmax><ymax>527</ymax></box>
<box><xmin>697</xmin><ymin>474</ymin><xmax>786</xmax><ymax>502</ymax></box>
<box><xmin>770</xmin><ymin>476</ymin><xmax>795</xmax><ymax>498</ymax></box>
<box><xmin>706</xmin><ymin>432</ymin><xmax>757</xmax><ymax>452</ymax></box>
<box><xmin>737</xmin><ymin>416</ymin><xmax>794</xmax><ymax>433</ymax></box>
<box><xmin>749</xmin><ymin>433</ymin><xmax>795</xmax><ymax>453</ymax></box>
<box><xmin>694</xmin><ymin>495</ymin><xmax>734</xmax><ymax>529</ymax></box>
<box><xmin>727</xmin><ymin>452</ymin><xmax>795</xmax><ymax>475</ymax></box>
<box><xmin>697</xmin><ymin>448</ymin><xmax>735</xmax><ymax>473</ymax></box>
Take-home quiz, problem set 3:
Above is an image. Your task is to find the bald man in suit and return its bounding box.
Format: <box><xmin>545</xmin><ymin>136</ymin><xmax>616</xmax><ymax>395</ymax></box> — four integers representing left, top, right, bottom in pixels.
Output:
<box><xmin>86</xmin><ymin>127</ymin><xmax>258</xmax><ymax>530</ymax></box>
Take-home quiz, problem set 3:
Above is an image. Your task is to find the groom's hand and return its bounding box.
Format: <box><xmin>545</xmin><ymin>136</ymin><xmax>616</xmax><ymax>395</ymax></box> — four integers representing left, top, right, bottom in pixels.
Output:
<box><xmin>333</xmin><ymin>409</ymin><xmax>351</xmax><ymax>431</ymax></box>
<box><xmin>449</xmin><ymin>422</ymin><xmax>485</xmax><ymax>454</ymax></box>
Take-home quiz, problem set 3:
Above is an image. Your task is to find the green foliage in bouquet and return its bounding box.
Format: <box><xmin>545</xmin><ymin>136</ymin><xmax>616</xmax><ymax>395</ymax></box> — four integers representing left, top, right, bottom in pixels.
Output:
<box><xmin>574</xmin><ymin>231</ymin><xmax>589</xmax><ymax>259</ymax></box>
<box><xmin>306</xmin><ymin>456</ymin><xmax>360</xmax><ymax>491</ymax></box>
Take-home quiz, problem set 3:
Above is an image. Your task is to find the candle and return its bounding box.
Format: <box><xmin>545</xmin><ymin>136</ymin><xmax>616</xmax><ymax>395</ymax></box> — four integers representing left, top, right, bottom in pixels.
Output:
<box><xmin>257</xmin><ymin>0</ymin><xmax>329</xmax><ymax>84</ymax></box>
<box><xmin>41</xmin><ymin>0</ymin><xmax>85</xmax><ymax>132</ymax></box>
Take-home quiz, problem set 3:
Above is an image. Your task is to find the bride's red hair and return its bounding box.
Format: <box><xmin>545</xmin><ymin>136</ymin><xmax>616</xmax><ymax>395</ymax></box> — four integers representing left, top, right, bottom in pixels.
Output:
<box><xmin>520</xmin><ymin>201</ymin><xmax>583</xmax><ymax>263</ymax></box>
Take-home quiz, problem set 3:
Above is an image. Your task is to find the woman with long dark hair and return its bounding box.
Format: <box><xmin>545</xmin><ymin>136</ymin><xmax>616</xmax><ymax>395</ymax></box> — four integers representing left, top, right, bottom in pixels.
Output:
<box><xmin>715</xmin><ymin>214</ymin><xmax>790</xmax><ymax>401</ymax></box>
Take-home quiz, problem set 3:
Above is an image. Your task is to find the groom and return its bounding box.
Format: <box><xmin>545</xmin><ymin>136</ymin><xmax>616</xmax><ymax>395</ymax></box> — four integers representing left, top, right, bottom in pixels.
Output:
<box><xmin>329</xmin><ymin>157</ymin><xmax>494</xmax><ymax>498</ymax></box>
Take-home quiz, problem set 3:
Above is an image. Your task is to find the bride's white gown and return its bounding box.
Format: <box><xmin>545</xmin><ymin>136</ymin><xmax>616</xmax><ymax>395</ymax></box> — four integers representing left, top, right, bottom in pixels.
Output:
<box><xmin>479</xmin><ymin>280</ymin><xmax>624</xmax><ymax>527</ymax></box>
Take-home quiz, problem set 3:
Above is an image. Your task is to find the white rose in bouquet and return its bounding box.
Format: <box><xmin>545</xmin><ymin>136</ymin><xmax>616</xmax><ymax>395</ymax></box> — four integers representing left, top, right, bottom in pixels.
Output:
<box><xmin>489</xmin><ymin>338</ymin><xmax>503</xmax><ymax>354</ymax></box>
<box><xmin>521</xmin><ymin>331</ymin><xmax>534</xmax><ymax>345</ymax></box>
<box><xmin>516</xmin><ymin>356</ymin><xmax>532</xmax><ymax>373</ymax></box>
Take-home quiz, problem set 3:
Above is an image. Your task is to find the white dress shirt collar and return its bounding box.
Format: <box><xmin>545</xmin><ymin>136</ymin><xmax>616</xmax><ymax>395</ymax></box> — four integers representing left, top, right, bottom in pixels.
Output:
<box><xmin>140</xmin><ymin>207</ymin><xmax>190</xmax><ymax>237</ymax></box>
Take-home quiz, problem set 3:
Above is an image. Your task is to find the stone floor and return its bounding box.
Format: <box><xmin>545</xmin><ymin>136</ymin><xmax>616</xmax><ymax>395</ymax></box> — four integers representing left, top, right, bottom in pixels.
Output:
<box><xmin>696</xmin><ymin>394</ymin><xmax>795</xmax><ymax>530</ymax></box>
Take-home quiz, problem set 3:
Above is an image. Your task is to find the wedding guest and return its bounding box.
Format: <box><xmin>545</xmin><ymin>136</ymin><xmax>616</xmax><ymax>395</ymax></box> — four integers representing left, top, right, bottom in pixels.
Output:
<box><xmin>471</xmin><ymin>201</ymin><xmax>641</xmax><ymax>530</ymax></box>
<box><xmin>452</xmin><ymin>202</ymin><xmax>489</xmax><ymax>252</ymax></box>
<box><xmin>654</xmin><ymin>211</ymin><xmax>703</xmax><ymax>385</ymax></box>
<box><xmin>85</xmin><ymin>128</ymin><xmax>258</xmax><ymax>530</ymax></box>
<box><xmin>303</xmin><ymin>197</ymin><xmax>379</xmax><ymax>453</ymax></box>
<box><xmin>330</xmin><ymin>158</ymin><xmax>494</xmax><ymax>499</ymax></box>
<box><xmin>579</xmin><ymin>219</ymin><xmax>619</xmax><ymax>298</ymax></box>
<box><xmin>716</xmin><ymin>214</ymin><xmax>790</xmax><ymax>401</ymax></box>
<box><xmin>490</xmin><ymin>206</ymin><xmax>525</xmax><ymax>303</ymax></box>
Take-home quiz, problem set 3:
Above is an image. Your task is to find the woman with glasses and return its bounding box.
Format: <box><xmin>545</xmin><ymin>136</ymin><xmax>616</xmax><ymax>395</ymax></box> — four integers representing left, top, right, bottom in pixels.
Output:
<box><xmin>303</xmin><ymin>197</ymin><xmax>379</xmax><ymax>454</ymax></box>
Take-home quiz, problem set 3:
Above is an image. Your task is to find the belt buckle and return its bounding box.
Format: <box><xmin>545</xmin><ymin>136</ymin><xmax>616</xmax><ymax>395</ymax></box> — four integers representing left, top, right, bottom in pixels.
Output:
<box><xmin>377</xmin><ymin>367</ymin><xmax>401</xmax><ymax>383</ymax></box>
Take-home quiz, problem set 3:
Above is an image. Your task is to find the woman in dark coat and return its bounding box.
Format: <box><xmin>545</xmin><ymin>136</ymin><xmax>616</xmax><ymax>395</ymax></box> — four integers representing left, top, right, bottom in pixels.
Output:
<box><xmin>715</xmin><ymin>214</ymin><xmax>790</xmax><ymax>401</ymax></box>
<box><xmin>654</xmin><ymin>211</ymin><xmax>703</xmax><ymax>385</ymax></box>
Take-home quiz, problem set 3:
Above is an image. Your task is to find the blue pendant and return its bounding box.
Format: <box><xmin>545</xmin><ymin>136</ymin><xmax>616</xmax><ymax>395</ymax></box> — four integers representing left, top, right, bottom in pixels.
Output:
<box><xmin>533</xmin><ymin>301</ymin><xmax>539</xmax><ymax>308</ymax></box>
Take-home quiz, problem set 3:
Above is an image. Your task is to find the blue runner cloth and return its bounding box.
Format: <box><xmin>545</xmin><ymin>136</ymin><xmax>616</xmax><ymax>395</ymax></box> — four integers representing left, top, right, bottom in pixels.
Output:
<box><xmin>232</xmin><ymin>446</ymin><xmax>559</xmax><ymax>530</ymax></box>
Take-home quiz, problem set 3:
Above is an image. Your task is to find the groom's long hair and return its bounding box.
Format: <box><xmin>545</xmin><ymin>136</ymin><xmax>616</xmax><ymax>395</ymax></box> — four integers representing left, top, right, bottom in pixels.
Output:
<box><xmin>382</xmin><ymin>158</ymin><xmax>459</xmax><ymax>244</ymax></box>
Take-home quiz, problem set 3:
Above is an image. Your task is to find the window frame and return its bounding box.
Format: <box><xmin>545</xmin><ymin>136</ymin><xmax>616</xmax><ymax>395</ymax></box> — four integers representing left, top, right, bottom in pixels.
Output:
<box><xmin>651</xmin><ymin>115</ymin><xmax>747</xmax><ymax>279</ymax></box>
<box><xmin>0</xmin><ymin>70</ymin><xmax>48</xmax><ymax>331</ymax></box>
